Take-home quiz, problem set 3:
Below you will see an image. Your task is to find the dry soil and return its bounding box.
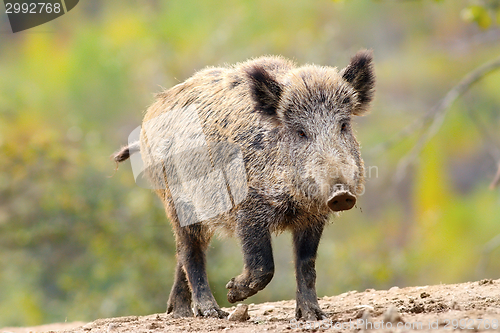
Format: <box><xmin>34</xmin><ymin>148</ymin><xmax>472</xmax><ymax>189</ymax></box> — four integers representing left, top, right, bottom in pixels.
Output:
<box><xmin>2</xmin><ymin>278</ymin><xmax>499</xmax><ymax>333</ymax></box>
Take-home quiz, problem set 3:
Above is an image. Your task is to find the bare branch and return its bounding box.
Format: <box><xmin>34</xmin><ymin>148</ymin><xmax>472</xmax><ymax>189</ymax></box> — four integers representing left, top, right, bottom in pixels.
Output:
<box><xmin>383</xmin><ymin>55</ymin><xmax>500</xmax><ymax>184</ymax></box>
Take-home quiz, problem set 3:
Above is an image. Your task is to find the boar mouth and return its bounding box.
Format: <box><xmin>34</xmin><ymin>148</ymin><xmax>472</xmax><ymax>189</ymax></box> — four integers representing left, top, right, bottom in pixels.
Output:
<box><xmin>327</xmin><ymin>184</ymin><xmax>356</xmax><ymax>212</ymax></box>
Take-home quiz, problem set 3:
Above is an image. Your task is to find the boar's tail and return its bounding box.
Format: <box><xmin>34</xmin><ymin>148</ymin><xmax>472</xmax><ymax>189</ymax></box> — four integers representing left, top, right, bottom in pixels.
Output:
<box><xmin>113</xmin><ymin>141</ymin><xmax>140</xmax><ymax>164</ymax></box>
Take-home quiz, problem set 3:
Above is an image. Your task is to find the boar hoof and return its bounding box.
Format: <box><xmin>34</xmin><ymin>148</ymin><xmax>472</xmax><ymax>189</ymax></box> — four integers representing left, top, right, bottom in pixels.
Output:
<box><xmin>167</xmin><ymin>308</ymin><xmax>193</xmax><ymax>318</ymax></box>
<box><xmin>295</xmin><ymin>303</ymin><xmax>326</xmax><ymax>321</ymax></box>
<box><xmin>226</xmin><ymin>272</ymin><xmax>273</xmax><ymax>303</ymax></box>
<box><xmin>226</xmin><ymin>277</ymin><xmax>258</xmax><ymax>303</ymax></box>
<box><xmin>193</xmin><ymin>303</ymin><xmax>228</xmax><ymax>318</ymax></box>
<box><xmin>167</xmin><ymin>300</ymin><xmax>193</xmax><ymax>318</ymax></box>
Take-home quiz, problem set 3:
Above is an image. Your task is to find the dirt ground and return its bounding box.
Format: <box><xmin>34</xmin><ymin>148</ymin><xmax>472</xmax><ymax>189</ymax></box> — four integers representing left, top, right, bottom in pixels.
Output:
<box><xmin>2</xmin><ymin>278</ymin><xmax>499</xmax><ymax>333</ymax></box>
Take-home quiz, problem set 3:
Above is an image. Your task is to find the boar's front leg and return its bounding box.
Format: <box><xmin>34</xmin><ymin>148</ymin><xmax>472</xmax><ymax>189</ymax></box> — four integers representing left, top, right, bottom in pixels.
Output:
<box><xmin>175</xmin><ymin>224</ymin><xmax>228</xmax><ymax>318</ymax></box>
<box><xmin>293</xmin><ymin>220</ymin><xmax>327</xmax><ymax>321</ymax></box>
<box><xmin>226</xmin><ymin>203</ymin><xmax>275</xmax><ymax>303</ymax></box>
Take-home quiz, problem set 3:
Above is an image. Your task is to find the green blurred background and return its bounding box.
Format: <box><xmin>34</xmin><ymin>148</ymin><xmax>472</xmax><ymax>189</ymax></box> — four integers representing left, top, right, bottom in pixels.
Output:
<box><xmin>1</xmin><ymin>0</ymin><xmax>499</xmax><ymax>327</ymax></box>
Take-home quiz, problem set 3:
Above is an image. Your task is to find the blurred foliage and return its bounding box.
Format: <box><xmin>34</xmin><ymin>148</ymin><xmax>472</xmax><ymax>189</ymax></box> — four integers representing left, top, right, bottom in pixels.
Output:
<box><xmin>1</xmin><ymin>0</ymin><xmax>500</xmax><ymax>327</ymax></box>
<box><xmin>461</xmin><ymin>0</ymin><xmax>500</xmax><ymax>28</ymax></box>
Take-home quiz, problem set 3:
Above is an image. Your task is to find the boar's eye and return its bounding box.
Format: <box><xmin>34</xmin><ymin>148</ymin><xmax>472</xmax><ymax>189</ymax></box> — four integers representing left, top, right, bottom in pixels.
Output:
<box><xmin>297</xmin><ymin>129</ymin><xmax>307</xmax><ymax>139</ymax></box>
<box><xmin>342</xmin><ymin>96</ymin><xmax>351</xmax><ymax>104</ymax></box>
<box><xmin>340</xmin><ymin>122</ymin><xmax>348</xmax><ymax>132</ymax></box>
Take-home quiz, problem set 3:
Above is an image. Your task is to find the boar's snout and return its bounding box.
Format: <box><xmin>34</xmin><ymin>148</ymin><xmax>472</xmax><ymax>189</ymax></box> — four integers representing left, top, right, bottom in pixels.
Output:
<box><xmin>327</xmin><ymin>184</ymin><xmax>356</xmax><ymax>212</ymax></box>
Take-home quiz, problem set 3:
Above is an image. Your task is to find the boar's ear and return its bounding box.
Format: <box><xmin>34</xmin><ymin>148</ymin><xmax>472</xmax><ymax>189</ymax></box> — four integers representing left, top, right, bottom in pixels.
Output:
<box><xmin>246</xmin><ymin>65</ymin><xmax>283</xmax><ymax>123</ymax></box>
<box><xmin>341</xmin><ymin>50</ymin><xmax>375</xmax><ymax>115</ymax></box>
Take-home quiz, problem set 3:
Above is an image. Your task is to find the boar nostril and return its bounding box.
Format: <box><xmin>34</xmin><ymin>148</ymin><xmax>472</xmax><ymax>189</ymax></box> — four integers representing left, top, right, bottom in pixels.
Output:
<box><xmin>327</xmin><ymin>192</ymin><xmax>356</xmax><ymax>212</ymax></box>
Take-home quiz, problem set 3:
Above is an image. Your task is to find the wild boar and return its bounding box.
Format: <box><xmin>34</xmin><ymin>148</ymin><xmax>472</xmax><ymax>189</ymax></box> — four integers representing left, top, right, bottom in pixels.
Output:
<box><xmin>114</xmin><ymin>50</ymin><xmax>375</xmax><ymax>320</ymax></box>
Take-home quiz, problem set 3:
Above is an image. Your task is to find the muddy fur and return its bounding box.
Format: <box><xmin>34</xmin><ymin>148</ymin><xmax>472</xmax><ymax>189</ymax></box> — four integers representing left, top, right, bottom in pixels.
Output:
<box><xmin>115</xmin><ymin>51</ymin><xmax>375</xmax><ymax>320</ymax></box>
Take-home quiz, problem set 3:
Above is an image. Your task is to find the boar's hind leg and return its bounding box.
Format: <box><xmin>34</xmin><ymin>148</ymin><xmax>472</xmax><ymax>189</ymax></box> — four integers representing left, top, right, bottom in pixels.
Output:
<box><xmin>166</xmin><ymin>262</ymin><xmax>192</xmax><ymax>318</ymax></box>
<box><xmin>175</xmin><ymin>224</ymin><xmax>228</xmax><ymax>318</ymax></box>
<box><xmin>226</xmin><ymin>206</ymin><xmax>275</xmax><ymax>303</ymax></box>
<box><xmin>293</xmin><ymin>220</ymin><xmax>327</xmax><ymax>321</ymax></box>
